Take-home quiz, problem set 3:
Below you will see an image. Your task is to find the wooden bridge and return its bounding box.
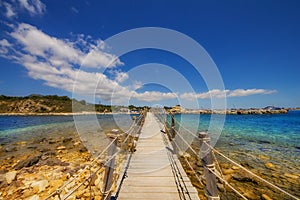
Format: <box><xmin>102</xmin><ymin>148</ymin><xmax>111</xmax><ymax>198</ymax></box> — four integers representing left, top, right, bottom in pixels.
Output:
<box><xmin>114</xmin><ymin>112</ymin><xmax>200</xmax><ymax>200</ymax></box>
<box><xmin>45</xmin><ymin>111</ymin><xmax>299</xmax><ymax>200</ymax></box>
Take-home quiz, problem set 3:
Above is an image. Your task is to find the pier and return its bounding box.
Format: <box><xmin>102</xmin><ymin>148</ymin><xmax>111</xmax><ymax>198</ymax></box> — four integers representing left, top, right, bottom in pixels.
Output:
<box><xmin>115</xmin><ymin>112</ymin><xmax>199</xmax><ymax>199</ymax></box>
<box><xmin>45</xmin><ymin>111</ymin><xmax>300</xmax><ymax>200</ymax></box>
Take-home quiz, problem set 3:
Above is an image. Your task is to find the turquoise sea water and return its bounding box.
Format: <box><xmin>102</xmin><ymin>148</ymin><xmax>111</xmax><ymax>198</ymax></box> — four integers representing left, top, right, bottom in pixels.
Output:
<box><xmin>168</xmin><ymin>111</ymin><xmax>300</xmax><ymax>173</ymax></box>
<box><xmin>0</xmin><ymin>114</ymin><xmax>136</xmax><ymax>146</ymax></box>
<box><xmin>1</xmin><ymin>112</ymin><xmax>299</xmax><ymax>164</ymax></box>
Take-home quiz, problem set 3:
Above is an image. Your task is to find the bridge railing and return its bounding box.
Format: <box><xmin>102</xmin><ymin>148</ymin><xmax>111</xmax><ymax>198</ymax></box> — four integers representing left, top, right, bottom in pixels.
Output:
<box><xmin>45</xmin><ymin>111</ymin><xmax>146</xmax><ymax>200</ymax></box>
<box><xmin>160</xmin><ymin>113</ymin><xmax>299</xmax><ymax>200</ymax></box>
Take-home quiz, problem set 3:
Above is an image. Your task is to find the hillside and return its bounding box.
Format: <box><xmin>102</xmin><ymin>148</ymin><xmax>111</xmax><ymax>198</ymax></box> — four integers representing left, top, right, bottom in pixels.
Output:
<box><xmin>0</xmin><ymin>95</ymin><xmax>111</xmax><ymax>113</ymax></box>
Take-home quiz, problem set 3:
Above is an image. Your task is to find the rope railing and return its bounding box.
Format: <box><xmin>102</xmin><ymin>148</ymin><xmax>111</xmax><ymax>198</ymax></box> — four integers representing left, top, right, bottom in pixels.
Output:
<box><xmin>204</xmin><ymin>141</ymin><xmax>300</xmax><ymax>200</ymax></box>
<box><xmin>164</xmin><ymin>113</ymin><xmax>300</xmax><ymax>200</ymax></box>
<box><xmin>113</xmin><ymin>114</ymin><xmax>145</xmax><ymax>199</ymax></box>
<box><xmin>152</xmin><ymin>112</ymin><xmax>196</xmax><ymax>199</ymax></box>
<box><xmin>204</xmin><ymin>166</ymin><xmax>248</xmax><ymax>200</ymax></box>
<box><xmin>45</xmin><ymin>111</ymin><xmax>146</xmax><ymax>200</ymax></box>
<box><xmin>172</xmin><ymin>137</ymin><xmax>205</xmax><ymax>187</ymax></box>
<box><xmin>164</xmin><ymin>115</ymin><xmax>249</xmax><ymax>199</ymax></box>
<box><xmin>161</xmin><ymin>126</ymin><xmax>193</xmax><ymax>200</ymax></box>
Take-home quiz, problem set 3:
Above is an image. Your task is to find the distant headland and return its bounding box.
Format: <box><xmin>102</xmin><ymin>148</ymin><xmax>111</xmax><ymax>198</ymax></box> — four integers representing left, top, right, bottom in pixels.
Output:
<box><xmin>0</xmin><ymin>94</ymin><xmax>298</xmax><ymax>115</ymax></box>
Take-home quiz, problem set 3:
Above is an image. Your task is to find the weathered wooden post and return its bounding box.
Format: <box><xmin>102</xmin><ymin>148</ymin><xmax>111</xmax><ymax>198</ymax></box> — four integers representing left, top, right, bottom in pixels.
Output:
<box><xmin>199</xmin><ymin>132</ymin><xmax>219</xmax><ymax>200</ymax></box>
<box><xmin>171</xmin><ymin>113</ymin><xmax>175</xmax><ymax>139</ymax></box>
<box><xmin>170</xmin><ymin>113</ymin><xmax>179</xmax><ymax>154</ymax></box>
<box><xmin>102</xmin><ymin>137</ymin><xmax>117</xmax><ymax>200</ymax></box>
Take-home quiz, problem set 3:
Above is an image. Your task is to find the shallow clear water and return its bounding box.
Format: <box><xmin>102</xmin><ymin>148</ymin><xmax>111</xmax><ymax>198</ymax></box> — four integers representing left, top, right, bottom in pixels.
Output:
<box><xmin>0</xmin><ymin>114</ymin><xmax>137</xmax><ymax>146</ymax></box>
<box><xmin>167</xmin><ymin>111</ymin><xmax>300</xmax><ymax>172</ymax></box>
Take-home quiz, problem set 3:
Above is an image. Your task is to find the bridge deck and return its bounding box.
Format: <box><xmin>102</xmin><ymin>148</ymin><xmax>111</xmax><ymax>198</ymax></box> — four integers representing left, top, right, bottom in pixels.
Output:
<box><xmin>115</xmin><ymin>112</ymin><xmax>199</xmax><ymax>200</ymax></box>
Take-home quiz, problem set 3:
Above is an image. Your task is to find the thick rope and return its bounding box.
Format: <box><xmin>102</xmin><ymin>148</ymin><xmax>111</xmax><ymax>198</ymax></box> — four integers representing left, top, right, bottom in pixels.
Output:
<box><xmin>168</xmin><ymin>115</ymin><xmax>300</xmax><ymax>200</ymax></box>
<box><xmin>161</xmin><ymin>131</ymin><xmax>186</xmax><ymax>200</ymax></box>
<box><xmin>46</xmin><ymin>112</ymin><xmax>145</xmax><ymax>200</ymax></box>
<box><xmin>204</xmin><ymin>166</ymin><xmax>248</xmax><ymax>200</ymax></box>
<box><xmin>211</xmin><ymin>151</ymin><xmax>226</xmax><ymax>193</ymax></box>
<box><xmin>173</xmin><ymin>128</ymin><xmax>198</xmax><ymax>157</ymax></box>
<box><xmin>172</xmin><ymin>139</ymin><xmax>205</xmax><ymax>187</ymax></box>
<box><xmin>205</xmin><ymin>142</ymin><xmax>300</xmax><ymax>200</ymax></box>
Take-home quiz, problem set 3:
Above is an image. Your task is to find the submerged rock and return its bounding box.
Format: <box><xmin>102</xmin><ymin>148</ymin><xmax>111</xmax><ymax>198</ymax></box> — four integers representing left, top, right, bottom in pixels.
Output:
<box><xmin>14</xmin><ymin>154</ymin><xmax>41</xmax><ymax>170</ymax></box>
<box><xmin>265</xmin><ymin>162</ymin><xmax>275</xmax><ymax>170</ymax></box>
<box><xmin>284</xmin><ymin>173</ymin><xmax>299</xmax><ymax>179</ymax></box>
<box><xmin>39</xmin><ymin>158</ymin><xmax>69</xmax><ymax>166</ymax></box>
<box><xmin>232</xmin><ymin>171</ymin><xmax>257</xmax><ymax>184</ymax></box>
<box><xmin>243</xmin><ymin>190</ymin><xmax>257</xmax><ymax>200</ymax></box>
<box><xmin>5</xmin><ymin>146</ymin><xmax>17</xmax><ymax>152</ymax></box>
<box><xmin>222</xmin><ymin>169</ymin><xmax>235</xmax><ymax>175</ymax></box>
<box><xmin>262</xmin><ymin>194</ymin><xmax>272</xmax><ymax>200</ymax></box>
<box><xmin>63</xmin><ymin>137</ymin><xmax>73</xmax><ymax>143</ymax></box>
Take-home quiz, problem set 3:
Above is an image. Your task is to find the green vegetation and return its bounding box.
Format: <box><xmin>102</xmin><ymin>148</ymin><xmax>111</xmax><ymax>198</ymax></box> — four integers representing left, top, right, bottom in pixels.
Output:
<box><xmin>0</xmin><ymin>94</ymin><xmax>112</xmax><ymax>113</ymax></box>
<box><xmin>0</xmin><ymin>94</ymin><xmax>150</xmax><ymax>113</ymax></box>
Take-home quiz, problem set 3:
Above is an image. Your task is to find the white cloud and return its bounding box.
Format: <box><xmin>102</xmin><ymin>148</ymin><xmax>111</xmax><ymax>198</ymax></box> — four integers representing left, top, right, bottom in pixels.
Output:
<box><xmin>181</xmin><ymin>89</ymin><xmax>276</xmax><ymax>100</ymax></box>
<box><xmin>228</xmin><ymin>89</ymin><xmax>276</xmax><ymax>97</ymax></box>
<box><xmin>18</xmin><ymin>0</ymin><xmax>46</xmax><ymax>16</ymax></box>
<box><xmin>7</xmin><ymin>23</ymin><xmax>122</xmax><ymax>69</ymax></box>
<box><xmin>132</xmin><ymin>80</ymin><xmax>143</xmax><ymax>90</ymax></box>
<box><xmin>115</xmin><ymin>72</ymin><xmax>129</xmax><ymax>83</ymax></box>
<box><xmin>181</xmin><ymin>89</ymin><xmax>228</xmax><ymax>100</ymax></box>
<box><xmin>132</xmin><ymin>91</ymin><xmax>177</xmax><ymax>102</ymax></box>
<box><xmin>83</xmin><ymin>49</ymin><xmax>123</xmax><ymax>68</ymax></box>
<box><xmin>0</xmin><ymin>39</ymin><xmax>12</xmax><ymax>47</ymax></box>
<box><xmin>3</xmin><ymin>2</ymin><xmax>17</xmax><ymax>18</ymax></box>
<box><xmin>1</xmin><ymin>23</ymin><xmax>178</xmax><ymax>103</ymax></box>
<box><xmin>2</xmin><ymin>23</ymin><xmax>275</xmax><ymax>105</ymax></box>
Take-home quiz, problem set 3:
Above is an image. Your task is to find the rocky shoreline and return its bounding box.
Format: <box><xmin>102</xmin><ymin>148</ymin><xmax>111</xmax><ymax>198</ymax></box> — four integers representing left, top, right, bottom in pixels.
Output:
<box><xmin>169</xmin><ymin>105</ymin><xmax>289</xmax><ymax>115</ymax></box>
<box><xmin>177</xmin><ymin>141</ymin><xmax>300</xmax><ymax>200</ymax></box>
<box><xmin>0</xmin><ymin>108</ymin><xmax>290</xmax><ymax>116</ymax></box>
<box><xmin>0</xmin><ymin>128</ymin><xmax>127</xmax><ymax>200</ymax></box>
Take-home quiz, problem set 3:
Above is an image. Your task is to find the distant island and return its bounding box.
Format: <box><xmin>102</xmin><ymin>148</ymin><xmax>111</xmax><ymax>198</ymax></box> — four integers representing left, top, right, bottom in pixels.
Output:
<box><xmin>168</xmin><ymin>105</ymin><xmax>291</xmax><ymax>115</ymax></box>
<box><xmin>0</xmin><ymin>94</ymin><xmax>297</xmax><ymax>115</ymax></box>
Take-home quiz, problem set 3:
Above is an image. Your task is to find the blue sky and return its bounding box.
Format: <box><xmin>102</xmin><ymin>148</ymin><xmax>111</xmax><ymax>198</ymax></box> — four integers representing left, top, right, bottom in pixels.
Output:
<box><xmin>0</xmin><ymin>0</ymin><xmax>299</xmax><ymax>108</ymax></box>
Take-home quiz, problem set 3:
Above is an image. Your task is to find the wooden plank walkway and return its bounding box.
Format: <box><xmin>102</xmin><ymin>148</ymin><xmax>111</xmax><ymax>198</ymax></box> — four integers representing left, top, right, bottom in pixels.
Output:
<box><xmin>115</xmin><ymin>112</ymin><xmax>200</xmax><ymax>200</ymax></box>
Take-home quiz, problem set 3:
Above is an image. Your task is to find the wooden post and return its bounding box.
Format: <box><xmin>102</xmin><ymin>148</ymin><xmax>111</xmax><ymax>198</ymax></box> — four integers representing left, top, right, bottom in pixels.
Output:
<box><xmin>199</xmin><ymin>132</ymin><xmax>219</xmax><ymax>200</ymax></box>
<box><xmin>171</xmin><ymin>113</ymin><xmax>175</xmax><ymax>139</ymax></box>
<box><xmin>170</xmin><ymin>113</ymin><xmax>178</xmax><ymax>154</ymax></box>
<box><xmin>102</xmin><ymin>138</ymin><xmax>117</xmax><ymax>200</ymax></box>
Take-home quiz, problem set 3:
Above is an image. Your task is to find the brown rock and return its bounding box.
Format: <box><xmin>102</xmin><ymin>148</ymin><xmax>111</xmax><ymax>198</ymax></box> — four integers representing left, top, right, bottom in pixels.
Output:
<box><xmin>29</xmin><ymin>195</ymin><xmax>40</xmax><ymax>200</ymax></box>
<box><xmin>262</xmin><ymin>194</ymin><xmax>272</xmax><ymax>200</ymax></box>
<box><xmin>14</xmin><ymin>155</ymin><xmax>41</xmax><ymax>170</ymax></box>
<box><xmin>63</xmin><ymin>137</ymin><xmax>72</xmax><ymax>143</ymax></box>
<box><xmin>223</xmin><ymin>174</ymin><xmax>233</xmax><ymax>183</ymax></box>
<box><xmin>232</xmin><ymin>171</ymin><xmax>257</xmax><ymax>184</ymax></box>
<box><xmin>222</xmin><ymin>169</ymin><xmax>235</xmax><ymax>175</ymax></box>
<box><xmin>284</xmin><ymin>173</ymin><xmax>298</xmax><ymax>179</ymax></box>
<box><xmin>265</xmin><ymin>162</ymin><xmax>275</xmax><ymax>170</ymax></box>
<box><xmin>49</xmin><ymin>179</ymin><xmax>63</xmax><ymax>188</ymax></box>
<box><xmin>57</xmin><ymin>146</ymin><xmax>66</xmax><ymax>150</ymax></box>
<box><xmin>5</xmin><ymin>146</ymin><xmax>17</xmax><ymax>152</ymax></box>
<box><xmin>243</xmin><ymin>191</ymin><xmax>257</xmax><ymax>200</ymax></box>
<box><xmin>5</xmin><ymin>171</ymin><xmax>17</xmax><ymax>184</ymax></box>
<box><xmin>73</xmin><ymin>141</ymin><xmax>81</xmax><ymax>146</ymax></box>
<box><xmin>232</xmin><ymin>166</ymin><xmax>240</xmax><ymax>170</ymax></box>
<box><xmin>31</xmin><ymin>180</ymin><xmax>49</xmax><ymax>193</ymax></box>
<box><xmin>258</xmin><ymin>155</ymin><xmax>269</xmax><ymax>160</ymax></box>
<box><xmin>217</xmin><ymin>183</ymin><xmax>225</xmax><ymax>192</ymax></box>
<box><xmin>39</xmin><ymin>158</ymin><xmax>69</xmax><ymax>166</ymax></box>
